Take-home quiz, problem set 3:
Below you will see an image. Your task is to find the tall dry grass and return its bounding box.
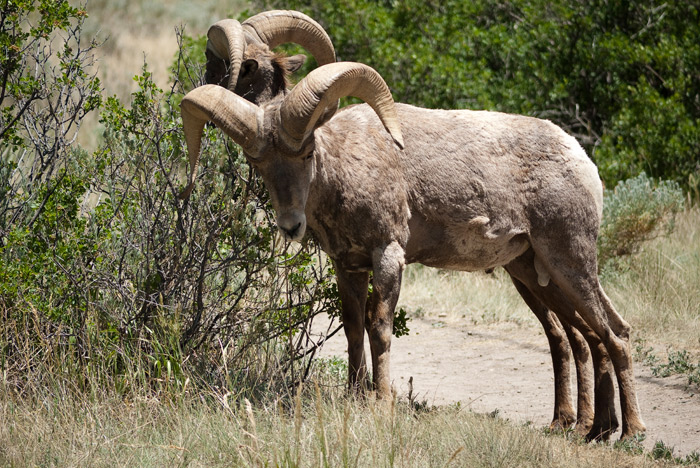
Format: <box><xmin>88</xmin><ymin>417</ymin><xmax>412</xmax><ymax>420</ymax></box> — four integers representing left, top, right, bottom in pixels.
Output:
<box><xmin>398</xmin><ymin>266</ymin><xmax>536</xmax><ymax>327</ymax></box>
<box><xmin>605</xmin><ymin>207</ymin><xmax>700</xmax><ymax>354</ymax></box>
<box><xmin>0</xmin><ymin>384</ymin><xmax>674</xmax><ymax>468</ymax></box>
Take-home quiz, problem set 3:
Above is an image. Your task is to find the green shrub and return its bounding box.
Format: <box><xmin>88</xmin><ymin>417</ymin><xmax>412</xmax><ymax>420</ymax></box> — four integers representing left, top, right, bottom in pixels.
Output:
<box><xmin>0</xmin><ymin>2</ymin><xmax>340</xmax><ymax>400</ymax></box>
<box><xmin>0</xmin><ymin>0</ymin><xmax>105</xmax><ymax>391</ymax></box>
<box><xmin>598</xmin><ymin>173</ymin><xmax>684</xmax><ymax>268</ymax></box>
<box><xmin>651</xmin><ymin>350</ymin><xmax>700</xmax><ymax>387</ymax></box>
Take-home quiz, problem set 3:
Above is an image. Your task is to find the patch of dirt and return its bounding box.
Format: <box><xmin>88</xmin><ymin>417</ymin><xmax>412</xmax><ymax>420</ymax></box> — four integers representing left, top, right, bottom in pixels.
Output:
<box><xmin>314</xmin><ymin>315</ymin><xmax>700</xmax><ymax>457</ymax></box>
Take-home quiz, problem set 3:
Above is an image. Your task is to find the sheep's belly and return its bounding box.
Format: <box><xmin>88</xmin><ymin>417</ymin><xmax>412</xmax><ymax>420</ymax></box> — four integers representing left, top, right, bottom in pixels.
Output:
<box><xmin>405</xmin><ymin>216</ymin><xmax>530</xmax><ymax>271</ymax></box>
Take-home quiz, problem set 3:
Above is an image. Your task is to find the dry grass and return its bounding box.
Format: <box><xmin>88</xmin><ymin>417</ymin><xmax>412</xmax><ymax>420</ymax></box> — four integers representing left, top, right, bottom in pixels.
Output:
<box><xmin>605</xmin><ymin>207</ymin><xmax>700</xmax><ymax>354</ymax></box>
<box><xmin>399</xmin><ymin>266</ymin><xmax>536</xmax><ymax>327</ymax></box>
<box><xmin>0</xmin><ymin>386</ymin><xmax>675</xmax><ymax>468</ymax></box>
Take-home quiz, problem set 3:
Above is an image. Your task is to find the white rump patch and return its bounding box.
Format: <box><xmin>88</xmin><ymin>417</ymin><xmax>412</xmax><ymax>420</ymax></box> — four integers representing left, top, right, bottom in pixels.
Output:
<box><xmin>533</xmin><ymin>255</ymin><xmax>550</xmax><ymax>287</ymax></box>
<box><xmin>564</xmin><ymin>135</ymin><xmax>604</xmax><ymax>221</ymax></box>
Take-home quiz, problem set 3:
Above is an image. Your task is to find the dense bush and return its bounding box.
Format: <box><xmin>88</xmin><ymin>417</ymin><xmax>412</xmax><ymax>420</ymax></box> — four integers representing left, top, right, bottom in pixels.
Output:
<box><xmin>255</xmin><ymin>0</ymin><xmax>700</xmax><ymax>192</ymax></box>
<box><xmin>0</xmin><ymin>0</ymin><xmax>101</xmax><ymax>237</ymax></box>
<box><xmin>0</xmin><ymin>1</ymin><xmax>339</xmax><ymax>398</ymax></box>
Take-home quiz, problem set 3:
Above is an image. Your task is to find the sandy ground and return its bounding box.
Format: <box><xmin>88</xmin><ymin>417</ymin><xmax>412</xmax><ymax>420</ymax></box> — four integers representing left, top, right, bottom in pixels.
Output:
<box><xmin>313</xmin><ymin>314</ymin><xmax>700</xmax><ymax>457</ymax></box>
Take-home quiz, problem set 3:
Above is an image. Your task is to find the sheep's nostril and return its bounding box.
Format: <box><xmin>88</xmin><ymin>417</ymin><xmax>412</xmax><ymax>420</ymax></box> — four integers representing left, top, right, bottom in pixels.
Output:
<box><xmin>281</xmin><ymin>222</ymin><xmax>302</xmax><ymax>239</ymax></box>
<box><xmin>277</xmin><ymin>212</ymin><xmax>306</xmax><ymax>241</ymax></box>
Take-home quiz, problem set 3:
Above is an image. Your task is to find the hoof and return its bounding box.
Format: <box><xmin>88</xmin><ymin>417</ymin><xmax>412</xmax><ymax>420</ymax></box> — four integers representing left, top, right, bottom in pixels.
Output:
<box><xmin>585</xmin><ymin>411</ymin><xmax>619</xmax><ymax>442</ymax></box>
<box><xmin>573</xmin><ymin>417</ymin><xmax>594</xmax><ymax>436</ymax></box>
<box><xmin>549</xmin><ymin>413</ymin><xmax>576</xmax><ymax>432</ymax></box>
<box><xmin>619</xmin><ymin>420</ymin><xmax>647</xmax><ymax>441</ymax></box>
<box><xmin>585</xmin><ymin>422</ymin><xmax>619</xmax><ymax>442</ymax></box>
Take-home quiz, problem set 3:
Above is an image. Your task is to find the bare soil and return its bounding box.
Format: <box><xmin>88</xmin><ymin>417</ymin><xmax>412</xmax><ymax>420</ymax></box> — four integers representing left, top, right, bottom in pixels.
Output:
<box><xmin>314</xmin><ymin>315</ymin><xmax>700</xmax><ymax>457</ymax></box>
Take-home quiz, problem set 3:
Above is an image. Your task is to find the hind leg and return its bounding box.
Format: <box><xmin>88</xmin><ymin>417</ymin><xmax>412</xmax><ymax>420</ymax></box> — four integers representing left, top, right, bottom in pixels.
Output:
<box><xmin>509</xmin><ymin>276</ymin><xmax>577</xmax><ymax>430</ymax></box>
<box><xmin>542</xmin><ymin>311</ymin><xmax>616</xmax><ymax>440</ymax></box>
<box><xmin>558</xmin><ymin>310</ymin><xmax>619</xmax><ymax>440</ymax></box>
<box><xmin>506</xmin><ymin>253</ymin><xmax>614</xmax><ymax>437</ymax></box>
<box><xmin>531</xmin><ymin>239</ymin><xmax>645</xmax><ymax>440</ymax></box>
<box><xmin>560</xmin><ymin>323</ymin><xmax>595</xmax><ymax>434</ymax></box>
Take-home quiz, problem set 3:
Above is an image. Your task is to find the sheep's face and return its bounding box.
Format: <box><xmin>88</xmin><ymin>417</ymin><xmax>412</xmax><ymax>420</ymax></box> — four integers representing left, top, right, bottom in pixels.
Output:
<box><xmin>248</xmin><ymin>143</ymin><xmax>315</xmax><ymax>242</ymax></box>
<box><xmin>205</xmin><ymin>44</ymin><xmax>306</xmax><ymax>105</ymax></box>
<box><xmin>235</xmin><ymin>46</ymin><xmax>306</xmax><ymax>105</ymax></box>
<box><xmin>181</xmin><ymin>63</ymin><xmax>402</xmax><ymax>240</ymax></box>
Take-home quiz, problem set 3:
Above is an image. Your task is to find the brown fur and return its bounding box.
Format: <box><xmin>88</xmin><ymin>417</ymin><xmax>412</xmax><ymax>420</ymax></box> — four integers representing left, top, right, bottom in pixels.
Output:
<box><xmin>247</xmin><ymin>101</ymin><xmax>645</xmax><ymax>440</ymax></box>
<box><xmin>192</xmin><ymin>13</ymin><xmax>630</xmax><ymax>440</ymax></box>
<box><xmin>206</xmin><ymin>43</ymin><xmax>305</xmax><ymax>105</ymax></box>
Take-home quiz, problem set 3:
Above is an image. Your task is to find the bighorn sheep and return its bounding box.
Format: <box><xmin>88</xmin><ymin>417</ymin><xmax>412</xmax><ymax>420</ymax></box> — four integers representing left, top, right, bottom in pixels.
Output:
<box><xmin>191</xmin><ymin>11</ymin><xmax>599</xmax><ymax>436</ymax></box>
<box><xmin>181</xmin><ymin>63</ymin><xmax>644</xmax><ymax>438</ymax></box>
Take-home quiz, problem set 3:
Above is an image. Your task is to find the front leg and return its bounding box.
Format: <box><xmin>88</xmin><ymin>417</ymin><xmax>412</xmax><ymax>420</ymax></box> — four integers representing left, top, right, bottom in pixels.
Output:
<box><xmin>368</xmin><ymin>241</ymin><xmax>405</xmax><ymax>399</ymax></box>
<box><xmin>335</xmin><ymin>266</ymin><xmax>370</xmax><ymax>393</ymax></box>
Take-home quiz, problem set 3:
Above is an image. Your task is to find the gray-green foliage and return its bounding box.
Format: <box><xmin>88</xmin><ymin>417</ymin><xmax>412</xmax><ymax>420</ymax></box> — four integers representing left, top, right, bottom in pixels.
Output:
<box><xmin>255</xmin><ymin>0</ymin><xmax>700</xmax><ymax>191</ymax></box>
<box><xmin>0</xmin><ymin>0</ymin><xmax>102</xmax><ymax>235</ymax></box>
<box><xmin>636</xmin><ymin>342</ymin><xmax>700</xmax><ymax>389</ymax></box>
<box><xmin>651</xmin><ymin>350</ymin><xmax>700</xmax><ymax>386</ymax></box>
<box><xmin>1</xmin><ymin>0</ymin><xmax>104</xmax><ymax>385</ymax></box>
<box><xmin>598</xmin><ymin>173</ymin><xmax>684</xmax><ymax>268</ymax></box>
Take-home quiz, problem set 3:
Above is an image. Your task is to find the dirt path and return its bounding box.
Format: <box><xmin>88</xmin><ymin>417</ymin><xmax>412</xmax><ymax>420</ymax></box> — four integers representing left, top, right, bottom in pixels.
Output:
<box><xmin>314</xmin><ymin>315</ymin><xmax>700</xmax><ymax>457</ymax></box>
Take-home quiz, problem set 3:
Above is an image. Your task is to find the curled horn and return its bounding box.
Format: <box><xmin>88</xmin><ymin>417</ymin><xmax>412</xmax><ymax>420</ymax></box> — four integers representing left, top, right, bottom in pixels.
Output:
<box><xmin>242</xmin><ymin>10</ymin><xmax>336</xmax><ymax>66</ymax></box>
<box><xmin>207</xmin><ymin>11</ymin><xmax>336</xmax><ymax>91</ymax></box>
<box><xmin>243</xmin><ymin>10</ymin><xmax>339</xmax><ymax>124</ymax></box>
<box><xmin>279</xmin><ymin>62</ymin><xmax>404</xmax><ymax>151</ymax></box>
<box><xmin>206</xmin><ymin>19</ymin><xmax>246</xmax><ymax>92</ymax></box>
<box><xmin>179</xmin><ymin>85</ymin><xmax>261</xmax><ymax>199</ymax></box>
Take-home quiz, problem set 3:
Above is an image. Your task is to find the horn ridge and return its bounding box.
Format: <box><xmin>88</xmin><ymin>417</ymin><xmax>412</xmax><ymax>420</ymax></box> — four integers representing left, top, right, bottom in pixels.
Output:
<box><xmin>179</xmin><ymin>85</ymin><xmax>260</xmax><ymax>199</ymax></box>
<box><xmin>280</xmin><ymin>62</ymin><xmax>404</xmax><ymax>150</ymax></box>
<box><xmin>241</xmin><ymin>10</ymin><xmax>336</xmax><ymax>66</ymax></box>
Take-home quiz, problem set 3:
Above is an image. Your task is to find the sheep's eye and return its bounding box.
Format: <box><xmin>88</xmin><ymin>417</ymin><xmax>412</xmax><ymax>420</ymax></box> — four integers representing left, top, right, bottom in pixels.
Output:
<box><xmin>304</xmin><ymin>153</ymin><xmax>313</xmax><ymax>161</ymax></box>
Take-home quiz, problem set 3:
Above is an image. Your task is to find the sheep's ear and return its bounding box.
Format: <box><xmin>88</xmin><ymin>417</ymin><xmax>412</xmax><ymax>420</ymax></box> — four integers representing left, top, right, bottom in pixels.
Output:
<box><xmin>240</xmin><ymin>59</ymin><xmax>259</xmax><ymax>80</ymax></box>
<box><xmin>282</xmin><ymin>54</ymin><xmax>307</xmax><ymax>74</ymax></box>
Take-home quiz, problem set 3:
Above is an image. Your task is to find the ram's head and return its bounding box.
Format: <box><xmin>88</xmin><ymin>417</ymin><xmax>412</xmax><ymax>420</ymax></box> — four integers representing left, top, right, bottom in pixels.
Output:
<box><xmin>180</xmin><ymin>62</ymin><xmax>404</xmax><ymax>241</ymax></box>
<box><xmin>204</xmin><ymin>10</ymin><xmax>336</xmax><ymax>105</ymax></box>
